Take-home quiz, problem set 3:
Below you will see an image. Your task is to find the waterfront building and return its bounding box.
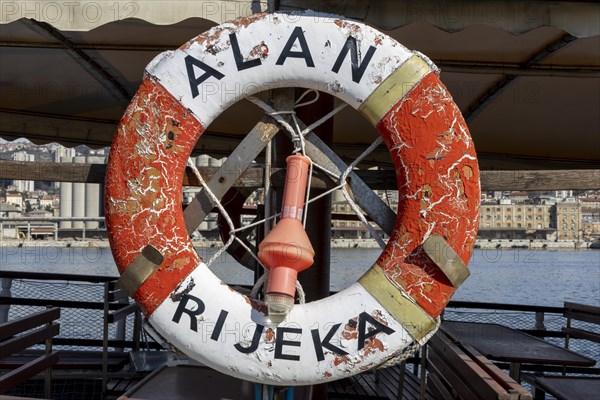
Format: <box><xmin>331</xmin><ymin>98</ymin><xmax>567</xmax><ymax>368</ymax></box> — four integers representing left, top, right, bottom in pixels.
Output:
<box><xmin>26</xmin><ymin>209</ymin><xmax>52</xmax><ymax>218</ymax></box>
<box><xmin>478</xmin><ymin>201</ymin><xmax>555</xmax><ymax>240</ymax></box>
<box><xmin>579</xmin><ymin>198</ymin><xmax>600</xmax><ymax>240</ymax></box>
<box><xmin>556</xmin><ymin>199</ymin><xmax>581</xmax><ymax>240</ymax></box>
<box><xmin>329</xmin><ymin>190</ymin><xmax>599</xmax><ymax>242</ymax></box>
<box><xmin>582</xmin><ymin>206</ymin><xmax>600</xmax><ymax>239</ymax></box>
<box><xmin>0</xmin><ymin>203</ymin><xmax>21</xmax><ymax>218</ymax></box>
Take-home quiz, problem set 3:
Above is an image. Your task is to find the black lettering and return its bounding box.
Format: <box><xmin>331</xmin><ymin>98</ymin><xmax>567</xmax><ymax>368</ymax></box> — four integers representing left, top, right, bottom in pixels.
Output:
<box><xmin>234</xmin><ymin>324</ymin><xmax>264</xmax><ymax>354</ymax></box>
<box><xmin>331</xmin><ymin>36</ymin><xmax>377</xmax><ymax>84</ymax></box>
<box><xmin>171</xmin><ymin>294</ymin><xmax>205</xmax><ymax>332</ymax></box>
<box><xmin>275</xmin><ymin>26</ymin><xmax>315</xmax><ymax>67</ymax></box>
<box><xmin>210</xmin><ymin>310</ymin><xmax>229</xmax><ymax>341</ymax></box>
<box><xmin>358</xmin><ymin>312</ymin><xmax>395</xmax><ymax>350</ymax></box>
<box><xmin>229</xmin><ymin>33</ymin><xmax>262</xmax><ymax>71</ymax></box>
<box><xmin>311</xmin><ymin>323</ymin><xmax>348</xmax><ymax>361</ymax></box>
<box><xmin>184</xmin><ymin>55</ymin><xmax>225</xmax><ymax>98</ymax></box>
<box><xmin>274</xmin><ymin>327</ymin><xmax>302</xmax><ymax>361</ymax></box>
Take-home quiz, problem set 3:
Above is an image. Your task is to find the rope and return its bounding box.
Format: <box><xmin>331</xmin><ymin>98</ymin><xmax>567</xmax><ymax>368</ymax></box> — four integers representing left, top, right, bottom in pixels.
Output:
<box><xmin>294</xmin><ymin>89</ymin><xmax>319</xmax><ymax>108</ymax></box>
<box><xmin>376</xmin><ymin>341</ymin><xmax>421</xmax><ymax>369</ymax></box>
<box><xmin>247</xmin><ymin>93</ymin><xmax>384</xmax><ymax>247</ymax></box>
<box><xmin>191</xmin><ymin>90</ymin><xmax>385</xmax><ymax>305</ymax></box>
<box><xmin>376</xmin><ymin>317</ymin><xmax>441</xmax><ymax>369</ymax></box>
<box><xmin>250</xmin><ymin>272</ymin><xmax>269</xmax><ymax>298</ymax></box>
<box><xmin>299</xmin><ymin>103</ymin><xmax>347</xmax><ymax>137</ymax></box>
<box><xmin>187</xmin><ymin>159</ymin><xmax>236</xmax><ymax>267</ymax></box>
<box><xmin>339</xmin><ymin>136</ymin><xmax>387</xmax><ymax>249</ymax></box>
<box><xmin>295</xmin><ymin>280</ymin><xmax>306</xmax><ymax>304</ymax></box>
<box><xmin>246</xmin><ymin>94</ymin><xmax>347</xmax><ymax>149</ymax></box>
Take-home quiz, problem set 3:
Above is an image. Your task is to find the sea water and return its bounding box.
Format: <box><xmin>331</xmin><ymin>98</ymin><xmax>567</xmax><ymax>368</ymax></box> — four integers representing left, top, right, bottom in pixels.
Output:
<box><xmin>1</xmin><ymin>246</ymin><xmax>598</xmax><ymax>307</ymax></box>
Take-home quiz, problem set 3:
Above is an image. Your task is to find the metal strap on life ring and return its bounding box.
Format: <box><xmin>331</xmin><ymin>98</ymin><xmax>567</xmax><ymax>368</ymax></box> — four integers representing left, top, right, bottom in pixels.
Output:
<box><xmin>118</xmin><ymin>245</ymin><xmax>163</xmax><ymax>298</ymax></box>
<box><xmin>359</xmin><ymin>235</ymin><xmax>469</xmax><ymax>341</ymax></box>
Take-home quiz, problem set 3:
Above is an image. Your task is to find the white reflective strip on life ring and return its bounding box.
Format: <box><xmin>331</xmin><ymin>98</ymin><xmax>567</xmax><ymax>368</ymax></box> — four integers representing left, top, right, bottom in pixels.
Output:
<box><xmin>148</xmin><ymin>263</ymin><xmax>415</xmax><ymax>385</ymax></box>
<box><xmin>146</xmin><ymin>13</ymin><xmax>414</xmax><ymax>127</ymax></box>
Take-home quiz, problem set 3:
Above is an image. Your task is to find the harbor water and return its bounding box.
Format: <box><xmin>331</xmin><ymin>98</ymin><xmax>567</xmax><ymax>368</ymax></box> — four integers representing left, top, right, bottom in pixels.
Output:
<box><xmin>1</xmin><ymin>246</ymin><xmax>598</xmax><ymax>307</ymax></box>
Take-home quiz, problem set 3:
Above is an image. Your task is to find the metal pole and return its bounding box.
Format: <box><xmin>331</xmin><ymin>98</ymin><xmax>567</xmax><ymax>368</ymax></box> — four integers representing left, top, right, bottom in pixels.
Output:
<box><xmin>295</xmin><ymin>89</ymin><xmax>334</xmax><ymax>400</ymax></box>
<box><xmin>115</xmin><ymin>295</ymin><xmax>127</xmax><ymax>350</ymax></box>
<box><xmin>44</xmin><ymin>305</ymin><xmax>53</xmax><ymax>399</ymax></box>
<box><xmin>294</xmin><ymin>89</ymin><xmax>333</xmax><ymax>302</ymax></box>
<box><xmin>269</xmin><ymin>88</ymin><xmax>295</xmax><ymax>285</ymax></box>
<box><xmin>0</xmin><ymin>278</ymin><xmax>13</xmax><ymax>323</ymax></box>
<box><xmin>102</xmin><ymin>282</ymin><xmax>109</xmax><ymax>397</ymax></box>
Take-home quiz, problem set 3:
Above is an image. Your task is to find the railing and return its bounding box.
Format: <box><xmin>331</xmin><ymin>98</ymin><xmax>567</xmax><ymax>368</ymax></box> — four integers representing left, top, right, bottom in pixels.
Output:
<box><xmin>0</xmin><ymin>271</ymin><xmax>159</xmax><ymax>353</ymax></box>
<box><xmin>1</xmin><ymin>276</ymin><xmax>599</xmax><ymax>398</ymax></box>
<box><xmin>0</xmin><ymin>217</ymin><xmax>106</xmax><ymax>240</ymax></box>
<box><xmin>2</xmin><ymin>278</ymin><xmax>595</xmax><ymax>362</ymax></box>
<box><xmin>446</xmin><ymin>301</ymin><xmax>564</xmax><ymax>332</ymax></box>
<box><xmin>0</xmin><ymin>307</ymin><xmax>60</xmax><ymax>398</ymax></box>
<box><xmin>444</xmin><ymin>300</ymin><xmax>600</xmax><ymax>375</ymax></box>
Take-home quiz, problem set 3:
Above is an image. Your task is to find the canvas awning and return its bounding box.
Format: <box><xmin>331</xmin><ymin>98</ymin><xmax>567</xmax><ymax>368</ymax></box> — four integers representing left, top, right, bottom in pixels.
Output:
<box><xmin>1</xmin><ymin>0</ymin><xmax>598</xmax><ymax>170</ymax></box>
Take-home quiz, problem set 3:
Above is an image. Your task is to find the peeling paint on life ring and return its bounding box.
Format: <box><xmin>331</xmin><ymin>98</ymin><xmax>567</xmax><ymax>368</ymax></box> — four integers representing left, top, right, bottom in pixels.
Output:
<box><xmin>105</xmin><ymin>11</ymin><xmax>480</xmax><ymax>385</ymax></box>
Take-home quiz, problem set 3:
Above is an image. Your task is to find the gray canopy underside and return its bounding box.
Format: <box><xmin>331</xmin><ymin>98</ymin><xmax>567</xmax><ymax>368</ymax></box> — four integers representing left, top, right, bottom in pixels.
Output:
<box><xmin>1</xmin><ymin>0</ymin><xmax>598</xmax><ymax>170</ymax></box>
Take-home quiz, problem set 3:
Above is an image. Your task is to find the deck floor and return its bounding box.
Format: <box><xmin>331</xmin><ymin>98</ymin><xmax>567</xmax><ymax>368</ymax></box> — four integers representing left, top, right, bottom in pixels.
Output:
<box><xmin>329</xmin><ymin>364</ymin><xmax>434</xmax><ymax>400</ymax></box>
<box><xmin>115</xmin><ymin>364</ymin><xmax>432</xmax><ymax>400</ymax></box>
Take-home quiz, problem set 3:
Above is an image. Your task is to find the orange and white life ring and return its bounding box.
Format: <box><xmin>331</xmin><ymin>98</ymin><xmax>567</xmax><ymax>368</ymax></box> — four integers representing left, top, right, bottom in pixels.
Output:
<box><xmin>105</xmin><ymin>12</ymin><xmax>480</xmax><ymax>385</ymax></box>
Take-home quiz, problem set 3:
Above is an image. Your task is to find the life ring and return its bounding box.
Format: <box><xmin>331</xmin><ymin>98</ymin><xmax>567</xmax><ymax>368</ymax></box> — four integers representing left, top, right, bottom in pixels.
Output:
<box><xmin>105</xmin><ymin>12</ymin><xmax>480</xmax><ymax>385</ymax></box>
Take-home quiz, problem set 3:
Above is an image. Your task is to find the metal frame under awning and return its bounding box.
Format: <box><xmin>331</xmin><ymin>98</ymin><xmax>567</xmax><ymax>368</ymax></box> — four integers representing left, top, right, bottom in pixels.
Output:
<box><xmin>0</xmin><ymin>0</ymin><xmax>598</xmax><ymax>171</ymax></box>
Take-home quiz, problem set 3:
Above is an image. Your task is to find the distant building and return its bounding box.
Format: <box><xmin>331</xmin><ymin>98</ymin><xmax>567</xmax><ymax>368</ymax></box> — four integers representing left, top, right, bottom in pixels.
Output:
<box><xmin>51</xmin><ymin>145</ymin><xmax>76</xmax><ymax>163</ymax></box>
<box><xmin>479</xmin><ymin>203</ymin><xmax>554</xmax><ymax>230</ymax></box>
<box><xmin>5</xmin><ymin>193</ymin><xmax>23</xmax><ymax>208</ymax></box>
<box><xmin>11</xmin><ymin>151</ymin><xmax>35</xmax><ymax>192</ymax></box>
<box><xmin>555</xmin><ymin>190</ymin><xmax>573</xmax><ymax>199</ymax></box>
<box><xmin>580</xmin><ymin>198</ymin><xmax>600</xmax><ymax>240</ymax></box>
<box><xmin>556</xmin><ymin>199</ymin><xmax>581</xmax><ymax>240</ymax></box>
<box><xmin>478</xmin><ymin>202</ymin><xmax>554</xmax><ymax>240</ymax></box>
<box><xmin>0</xmin><ymin>203</ymin><xmax>21</xmax><ymax>218</ymax></box>
<box><xmin>535</xmin><ymin>195</ymin><xmax>557</xmax><ymax>205</ymax></box>
<box><xmin>25</xmin><ymin>198</ymin><xmax>39</xmax><ymax>209</ymax></box>
<box><xmin>26</xmin><ymin>209</ymin><xmax>52</xmax><ymax>218</ymax></box>
<box><xmin>579</xmin><ymin>198</ymin><xmax>600</xmax><ymax>208</ymax></box>
<box><xmin>508</xmin><ymin>191</ymin><xmax>529</xmax><ymax>203</ymax></box>
<box><xmin>52</xmin><ymin>146</ymin><xmax>76</xmax><ymax>189</ymax></box>
<box><xmin>40</xmin><ymin>195</ymin><xmax>54</xmax><ymax>209</ymax></box>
